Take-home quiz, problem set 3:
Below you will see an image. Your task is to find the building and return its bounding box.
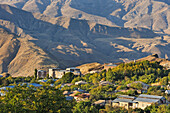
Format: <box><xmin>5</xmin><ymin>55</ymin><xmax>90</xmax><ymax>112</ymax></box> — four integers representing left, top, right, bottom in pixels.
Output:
<box><xmin>0</xmin><ymin>73</ymin><xmax>11</xmax><ymax>78</ymax></box>
<box><xmin>73</xmin><ymin>93</ymin><xmax>90</xmax><ymax>102</ymax></box>
<box><xmin>133</xmin><ymin>94</ymin><xmax>166</xmax><ymax>109</ymax></box>
<box><xmin>63</xmin><ymin>91</ymin><xmax>71</xmax><ymax>96</ymax></box>
<box><xmin>65</xmin><ymin>96</ymin><xmax>74</xmax><ymax>101</ymax></box>
<box><xmin>0</xmin><ymin>86</ymin><xmax>15</xmax><ymax>96</ymax></box>
<box><xmin>127</xmin><ymin>81</ymin><xmax>149</xmax><ymax>90</ymax></box>
<box><xmin>104</xmin><ymin>63</ymin><xmax>117</xmax><ymax>71</ymax></box>
<box><xmin>94</xmin><ymin>100</ymin><xmax>106</xmax><ymax>106</ymax></box>
<box><xmin>49</xmin><ymin>67</ymin><xmax>81</xmax><ymax>78</ymax></box>
<box><xmin>151</xmin><ymin>82</ymin><xmax>161</xmax><ymax>86</ymax></box>
<box><xmin>66</xmin><ymin>67</ymin><xmax>81</xmax><ymax>76</ymax></box>
<box><xmin>75</xmin><ymin>81</ymin><xmax>88</xmax><ymax>85</ymax></box>
<box><xmin>99</xmin><ymin>80</ymin><xmax>112</xmax><ymax>86</ymax></box>
<box><xmin>64</xmin><ymin>83</ymin><xmax>73</xmax><ymax>87</ymax></box>
<box><xmin>74</xmin><ymin>88</ymin><xmax>87</xmax><ymax>93</ymax></box>
<box><xmin>37</xmin><ymin>70</ymin><xmax>46</xmax><ymax>79</ymax></box>
<box><xmin>89</xmin><ymin>70</ymin><xmax>100</xmax><ymax>74</ymax></box>
<box><xmin>49</xmin><ymin>68</ymin><xmax>66</xmax><ymax>78</ymax></box>
<box><xmin>165</xmin><ymin>90</ymin><xmax>170</xmax><ymax>95</ymax></box>
<box><xmin>112</xmin><ymin>94</ymin><xmax>167</xmax><ymax>110</ymax></box>
<box><xmin>112</xmin><ymin>95</ymin><xmax>136</xmax><ymax>109</ymax></box>
<box><xmin>24</xmin><ymin>83</ymin><xmax>43</xmax><ymax>88</ymax></box>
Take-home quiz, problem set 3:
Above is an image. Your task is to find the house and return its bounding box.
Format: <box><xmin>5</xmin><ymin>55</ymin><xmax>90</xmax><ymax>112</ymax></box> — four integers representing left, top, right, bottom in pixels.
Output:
<box><xmin>165</xmin><ymin>90</ymin><xmax>170</xmax><ymax>95</ymax></box>
<box><xmin>65</xmin><ymin>96</ymin><xmax>74</xmax><ymax>101</ymax></box>
<box><xmin>38</xmin><ymin>79</ymin><xmax>48</xmax><ymax>83</ymax></box>
<box><xmin>0</xmin><ymin>86</ymin><xmax>15</xmax><ymax>96</ymax></box>
<box><xmin>104</xmin><ymin>63</ymin><xmax>117</xmax><ymax>71</ymax></box>
<box><xmin>127</xmin><ymin>81</ymin><xmax>149</xmax><ymax>90</ymax></box>
<box><xmin>89</xmin><ymin>70</ymin><xmax>100</xmax><ymax>74</ymax></box>
<box><xmin>38</xmin><ymin>79</ymin><xmax>57</xmax><ymax>83</ymax></box>
<box><xmin>74</xmin><ymin>88</ymin><xmax>87</xmax><ymax>93</ymax></box>
<box><xmin>63</xmin><ymin>91</ymin><xmax>71</xmax><ymax>96</ymax></box>
<box><xmin>151</xmin><ymin>82</ymin><xmax>161</xmax><ymax>86</ymax></box>
<box><xmin>73</xmin><ymin>93</ymin><xmax>90</xmax><ymax>102</ymax></box>
<box><xmin>167</xmin><ymin>85</ymin><xmax>170</xmax><ymax>90</ymax></box>
<box><xmin>37</xmin><ymin>70</ymin><xmax>46</xmax><ymax>79</ymax></box>
<box><xmin>22</xmin><ymin>83</ymin><xmax>43</xmax><ymax>87</ymax></box>
<box><xmin>75</xmin><ymin>81</ymin><xmax>88</xmax><ymax>85</ymax></box>
<box><xmin>66</xmin><ymin>67</ymin><xmax>81</xmax><ymax>76</ymax></box>
<box><xmin>112</xmin><ymin>94</ymin><xmax>167</xmax><ymax>109</ymax></box>
<box><xmin>64</xmin><ymin>83</ymin><xmax>73</xmax><ymax>87</ymax></box>
<box><xmin>133</xmin><ymin>94</ymin><xmax>167</xmax><ymax>109</ymax></box>
<box><xmin>99</xmin><ymin>80</ymin><xmax>112</xmax><ymax>86</ymax></box>
<box><xmin>0</xmin><ymin>73</ymin><xmax>11</xmax><ymax>78</ymax></box>
<box><xmin>94</xmin><ymin>100</ymin><xmax>106</xmax><ymax>106</ymax></box>
<box><xmin>49</xmin><ymin>67</ymin><xmax>81</xmax><ymax>78</ymax></box>
<box><xmin>112</xmin><ymin>95</ymin><xmax>136</xmax><ymax>109</ymax></box>
<box><xmin>49</xmin><ymin>68</ymin><xmax>67</xmax><ymax>78</ymax></box>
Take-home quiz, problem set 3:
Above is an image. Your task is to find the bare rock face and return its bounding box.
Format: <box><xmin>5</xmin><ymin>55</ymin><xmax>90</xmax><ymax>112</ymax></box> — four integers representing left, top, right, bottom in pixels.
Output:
<box><xmin>0</xmin><ymin>4</ymin><xmax>169</xmax><ymax>77</ymax></box>
<box><xmin>0</xmin><ymin>0</ymin><xmax>169</xmax><ymax>34</ymax></box>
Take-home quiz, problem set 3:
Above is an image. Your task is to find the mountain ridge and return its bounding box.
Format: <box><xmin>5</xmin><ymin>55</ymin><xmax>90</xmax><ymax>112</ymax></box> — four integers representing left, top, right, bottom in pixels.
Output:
<box><xmin>0</xmin><ymin>0</ymin><xmax>169</xmax><ymax>34</ymax></box>
<box><xmin>0</xmin><ymin>4</ymin><xmax>169</xmax><ymax>77</ymax></box>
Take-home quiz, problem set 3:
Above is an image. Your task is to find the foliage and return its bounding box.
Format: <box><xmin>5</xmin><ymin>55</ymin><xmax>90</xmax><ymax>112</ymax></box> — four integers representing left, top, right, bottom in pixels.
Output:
<box><xmin>99</xmin><ymin>106</ymin><xmax>128</xmax><ymax>113</ymax></box>
<box><xmin>73</xmin><ymin>101</ymin><xmax>98</xmax><ymax>113</ymax></box>
<box><xmin>61</xmin><ymin>72</ymin><xmax>75</xmax><ymax>83</ymax></box>
<box><xmin>130</xmin><ymin>82</ymin><xmax>143</xmax><ymax>90</ymax></box>
<box><xmin>34</xmin><ymin>69</ymin><xmax>37</xmax><ymax>79</ymax></box>
<box><xmin>144</xmin><ymin>104</ymin><xmax>170</xmax><ymax>113</ymax></box>
<box><xmin>90</xmin><ymin>85</ymin><xmax>116</xmax><ymax>101</ymax></box>
<box><xmin>0</xmin><ymin>85</ymin><xmax>74</xmax><ymax>113</ymax></box>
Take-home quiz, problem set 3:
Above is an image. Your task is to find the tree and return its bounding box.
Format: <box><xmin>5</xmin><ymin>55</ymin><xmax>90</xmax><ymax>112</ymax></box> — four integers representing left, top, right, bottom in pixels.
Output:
<box><xmin>61</xmin><ymin>72</ymin><xmax>75</xmax><ymax>83</ymax></box>
<box><xmin>34</xmin><ymin>69</ymin><xmax>37</xmax><ymax>79</ymax></box>
<box><xmin>73</xmin><ymin>101</ymin><xmax>98</xmax><ymax>113</ymax></box>
<box><xmin>106</xmin><ymin>68</ymin><xmax>115</xmax><ymax>82</ymax></box>
<box><xmin>0</xmin><ymin>85</ymin><xmax>74</xmax><ymax>112</ymax></box>
<box><xmin>46</xmin><ymin>74</ymin><xmax>49</xmax><ymax>79</ymax></box>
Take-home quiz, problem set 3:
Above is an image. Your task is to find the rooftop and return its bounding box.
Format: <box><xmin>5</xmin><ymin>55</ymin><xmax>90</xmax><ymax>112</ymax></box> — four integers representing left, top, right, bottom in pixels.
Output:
<box><xmin>133</xmin><ymin>98</ymin><xmax>159</xmax><ymax>103</ymax></box>
<box><xmin>99</xmin><ymin>81</ymin><xmax>112</xmax><ymax>85</ymax></box>
<box><xmin>94</xmin><ymin>100</ymin><xmax>105</xmax><ymax>105</ymax></box>
<box><xmin>118</xmin><ymin>95</ymin><xmax>136</xmax><ymax>100</ymax></box>
<box><xmin>37</xmin><ymin>70</ymin><xmax>46</xmax><ymax>72</ymax></box>
<box><xmin>65</xmin><ymin>96</ymin><xmax>74</xmax><ymax>100</ymax></box>
<box><xmin>0</xmin><ymin>85</ymin><xmax>15</xmax><ymax>90</ymax></box>
<box><xmin>127</xmin><ymin>81</ymin><xmax>149</xmax><ymax>86</ymax></box>
<box><xmin>165</xmin><ymin>90</ymin><xmax>170</xmax><ymax>94</ymax></box>
<box><xmin>66</xmin><ymin>67</ymin><xmax>80</xmax><ymax>70</ymax></box>
<box><xmin>75</xmin><ymin>81</ymin><xmax>87</xmax><ymax>84</ymax></box>
<box><xmin>138</xmin><ymin>94</ymin><xmax>164</xmax><ymax>99</ymax></box>
<box><xmin>105</xmin><ymin>64</ymin><xmax>117</xmax><ymax>66</ymax></box>
<box><xmin>112</xmin><ymin>98</ymin><xmax>134</xmax><ymax>103</ymax></box>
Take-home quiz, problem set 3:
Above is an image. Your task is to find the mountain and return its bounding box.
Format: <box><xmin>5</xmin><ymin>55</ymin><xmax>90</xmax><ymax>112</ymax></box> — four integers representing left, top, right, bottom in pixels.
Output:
<box><xmin>0</xmin><ymin>0</ymin><xmax>169</xmax><ymax>34</ymax></box>
<box><xmin>0</xmin><ymin>4</ymin><xmax>169</xmax><ymax>76</ymax></box>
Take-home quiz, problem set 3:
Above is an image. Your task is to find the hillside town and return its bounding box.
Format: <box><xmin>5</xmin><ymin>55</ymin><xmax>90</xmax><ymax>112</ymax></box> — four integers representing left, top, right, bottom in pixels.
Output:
<box><xmin>0</xmin><ymin>58</ymin><xmax>169</xmax><ymax>112</ymax></box>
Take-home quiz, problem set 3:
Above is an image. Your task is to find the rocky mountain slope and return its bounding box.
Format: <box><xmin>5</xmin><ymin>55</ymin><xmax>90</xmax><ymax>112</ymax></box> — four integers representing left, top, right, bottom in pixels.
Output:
<box><xmin>0</xmin><ymin>4</ymin><xmax>169</xmax><ymax>76</ymax></box>
<box><xmin>0</xmin><ymin>0</ymin><xmax>169</xmax><ymax>34</ymax></box>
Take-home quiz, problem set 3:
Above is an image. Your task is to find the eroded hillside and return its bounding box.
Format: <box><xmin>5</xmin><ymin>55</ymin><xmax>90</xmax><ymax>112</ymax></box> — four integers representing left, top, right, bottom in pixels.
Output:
<box><xmin>0</xmin><ymin>4</ymin><xmax>169</xmax><ymax>76</ymax></box>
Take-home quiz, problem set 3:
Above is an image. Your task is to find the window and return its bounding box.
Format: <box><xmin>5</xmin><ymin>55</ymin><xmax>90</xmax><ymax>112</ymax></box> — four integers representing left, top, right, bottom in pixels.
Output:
<box><xmin>125</xmin><ymin>104</ymin><xmax>127</xmax><ymax>106</ymax></box>
<box><xmin>129</xmin><ymin>103</ymin><xmax>133</xmax><ymax>106</ymax></box>
<box><xmin>136</xmin><ymin>104</ymin><xmax>138</xmax><ymax>107</ymax></box>
<box><xmin>142</xmin><ymin>104</ymin><xmax>145</xmax><ymax>107</ymax></box>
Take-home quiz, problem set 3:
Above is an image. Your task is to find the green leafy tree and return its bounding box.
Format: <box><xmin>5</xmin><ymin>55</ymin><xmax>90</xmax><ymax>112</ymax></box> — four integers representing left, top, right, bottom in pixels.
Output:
<box><xmin>61</xmin><ymin>72</ymin><xmax>75</xmax><ymax>83</ymax></box>
<box><xmin>73</xmin><ymin>101</ymin><xmax>98</xmax><ymax>113</ymax></box>
<box><xmin>0</xmin><ymin>85</ymin><xmax>74</xmax><ymax>113</ymax></box>
<box><xmin>34</xmin><ymin>69</ymin><xmax>37</xmax><ymax>79</ymax></box>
